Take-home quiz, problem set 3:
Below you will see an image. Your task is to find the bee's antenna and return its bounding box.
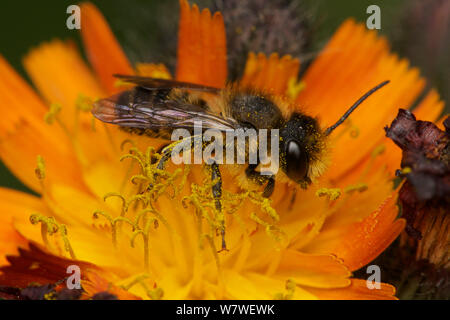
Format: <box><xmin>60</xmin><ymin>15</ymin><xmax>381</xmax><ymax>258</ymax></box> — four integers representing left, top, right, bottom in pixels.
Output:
<box><xmin>325</xmin><ymin>80</ymin><xmax>390</xmax><ymax>136</ymax></box>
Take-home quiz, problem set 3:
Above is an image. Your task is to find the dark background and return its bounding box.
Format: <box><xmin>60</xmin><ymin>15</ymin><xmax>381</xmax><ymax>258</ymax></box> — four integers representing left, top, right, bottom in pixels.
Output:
<box><xmin>0</xmin><ymin>0</ymin><xmax>447</xmax><ymax>192</ymax></box>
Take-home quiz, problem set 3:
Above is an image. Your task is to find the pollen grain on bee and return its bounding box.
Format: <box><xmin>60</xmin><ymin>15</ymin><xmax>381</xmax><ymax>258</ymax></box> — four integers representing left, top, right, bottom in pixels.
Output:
<box><xmin>170</xmin><ymin>121</ymin><xmax>280</xmax><ymax>175</ymax></box>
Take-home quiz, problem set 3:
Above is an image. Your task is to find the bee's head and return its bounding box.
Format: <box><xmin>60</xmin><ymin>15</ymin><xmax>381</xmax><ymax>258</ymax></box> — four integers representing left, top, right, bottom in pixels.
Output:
<box><xmin>280</xmin><ymin>80</ymin><xmax>391</xmax><ymax>187</ymax></box>
<box><xmin>280</xmin><ymin>113</ymin><xmax>327</xmax><ymax>187</ymax></box>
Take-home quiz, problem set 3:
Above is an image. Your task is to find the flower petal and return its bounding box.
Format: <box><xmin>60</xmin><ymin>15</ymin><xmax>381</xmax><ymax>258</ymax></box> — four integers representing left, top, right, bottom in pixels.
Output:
<box><xmin>223</xmin><ymin>270</ymin><xmax>317</xmax><ymax>299</ymax></box>
<box><xmin>240</xmin><ymin>52</ymin><xmax>300</xmax><ymax>96</ymax></box>
<box><xmin>306</xmin><ymin>279</ymin><xmax>397</xmax><ymax>300</ymax></box>
<box><xmin>80</xmin><ymin>2</ymin><xmax>134</xmax><ymax>94</ymax></box>
<box><xmin>272</xmin><ymin>250</ymin><xmax>351</xmax><ymax>289</ymax></box>
<box><xmin>23</xmin><ymin>40</ymin><xmax>104</xmax><ymax>131</ymax></box>
<box><xmin>0</xmin><ymin>241</ymin><xmax>94</xmax><ymax>289</ymax></box>
<box><xmin>304</xmin><ymin>194</ymin><xmax>405</xmax><ymax>271</ymax></box>
<box><xmin>23</xmin><ymin>40</ymin><xmax>139</xmax><ymax>198</ymax></box>
<box><xmin>176</xmin><ymin>0</ymin><xmax>227</xmax><ymax>87</ymax></box>
<box><xmin>0</xmin><ymin>55</ymin><xmax>87</xmax><ymax>192</ymax></box>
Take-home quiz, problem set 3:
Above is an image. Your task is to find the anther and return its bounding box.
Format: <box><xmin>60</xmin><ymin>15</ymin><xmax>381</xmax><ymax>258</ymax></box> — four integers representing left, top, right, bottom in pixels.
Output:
<box><xmin>316</xmin><ymin>187</ymin><xmax>341</xmax><ymax>201</ymax></box>
<box><xmin>44</xmin><ymin>103</ymin><xmax>62</xmax><ymax>125</ymax></box>
<box><xmin>35</xmin><ymin>155</ymin><xmax>46</xmax><ymax>180</ymax></box>
<box><xmin>344</xmin><ymin>183</ymin><xmax>368</xmax><ymax>194</ymax></box>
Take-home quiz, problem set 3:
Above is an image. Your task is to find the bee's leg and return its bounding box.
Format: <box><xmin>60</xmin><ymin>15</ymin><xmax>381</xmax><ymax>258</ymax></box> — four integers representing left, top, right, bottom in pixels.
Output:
<box><xmin>207</xmin><ymin>161</ymin><xmax>227</xmax><ymax>252</ymax></box>
<box><xmin>151</xmin><ymin>143</ymin><xmax>170</xmax><ymax>164</ymax></box>
<box><xmin>156</xmin><ymin>148</ymin><xmax>172</xmax><ymax>170</ymax></box>
<box><xmin>262</xmin><ymin>176</ymin><xmax>275</xmax><ymax>198</ymax></box>
<box><xmin>245</xmin><ymin>164</ymin><xmax>275</xmax><ymax>198</ymax></box>
<box><xmin>156</xmin><ymin>136</ymin><xmax>196</xmax><ymax>170</ymax></box>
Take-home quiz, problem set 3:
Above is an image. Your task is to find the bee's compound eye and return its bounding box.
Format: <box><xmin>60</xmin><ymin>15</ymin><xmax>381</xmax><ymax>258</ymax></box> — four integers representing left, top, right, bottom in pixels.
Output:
<box><xmin>285</xmin><ymin>140</ymin><xmax>308</xmax><ymax>182</ymax></box>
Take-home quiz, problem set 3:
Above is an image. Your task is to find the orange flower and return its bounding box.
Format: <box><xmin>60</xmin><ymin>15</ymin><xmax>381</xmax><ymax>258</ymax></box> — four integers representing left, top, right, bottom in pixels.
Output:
<box><xmin>0</xmin><ymin>0</ymin><xmax>445</xmax><ymax>300</ymax></box>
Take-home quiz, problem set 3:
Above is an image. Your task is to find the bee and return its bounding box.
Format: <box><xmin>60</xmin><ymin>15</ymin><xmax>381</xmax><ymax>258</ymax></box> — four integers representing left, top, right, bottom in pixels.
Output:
<box><xmin>92</xmin><ymin>75</ymin><xmax>389</xmax><ymax>250</ymax></box>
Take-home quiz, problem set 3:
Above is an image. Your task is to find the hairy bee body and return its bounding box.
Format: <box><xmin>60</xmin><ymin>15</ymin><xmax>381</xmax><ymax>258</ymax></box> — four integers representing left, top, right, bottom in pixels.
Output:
<box><xmin>92</xmin><ymin>76</ymin><xmax>389</xmax><ymax>249</ymax></box>
<box><xmin>93</xmin><ymin>76</ymin><xmax>388</xmax><ymax>196</ymax></box>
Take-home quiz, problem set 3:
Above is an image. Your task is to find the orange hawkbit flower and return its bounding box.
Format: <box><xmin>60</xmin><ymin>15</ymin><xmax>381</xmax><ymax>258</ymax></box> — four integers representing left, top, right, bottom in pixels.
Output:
<box><xmin>0</xmin><ymin>1</ymin><xmax>445</xmax><ymax>300</ymax></box>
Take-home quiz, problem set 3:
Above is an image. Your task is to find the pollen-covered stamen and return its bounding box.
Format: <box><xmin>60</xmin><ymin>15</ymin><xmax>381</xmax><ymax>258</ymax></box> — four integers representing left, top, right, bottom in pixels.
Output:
<box><xmin>247</xmin><ymin>191</ymin><xmax>280</xmax><ymax>222</ymax></box>
<box><xmin>59</xmin><ymin>224</ymin><xmax>76</xmax><ymax>259</ymax></box>
<box><xmin>332</xmin><ymin>119</ymin><xmax>360</xmax><ymax>140</ymax></box>
<box><xmin>316</xmin><ymin>187</ymin><xmax>342</xmax><ymax>201</ymax></box>
<box><xmin>202</xmin><ymin>234</ymin><xmax>221</xmax><ymax>270</ymax></box>
<box><xmin>121</xmin><ymin>146</ymin><xmax>189</xmax><ymax>201</ymax></box>
<box><xmin>134</xmin><ymin>208</ymin><xmax>173</xmax><ymax>235</ymax></box>
<box><xmin>250</xmin><ymin>212</ymin><xmax>285</xmax><ymax>243</ymax></box>
<box><xmin>287</xmin><ymin>78</ymin><xmax>306</xmax><ymax>100</ymax></box>
<box><xmin>91</xmin><ymin>147</ymin><xmax>191</xmax><ymax>274</ymax></box>
<box><xmin>92</xmin><ymin>211</ymin><xmax>136</xmax><ymax>248</ymax></box>
<box><xmin>184</xmin><ymin>177</ymin><xmax>283</xmax><ymax>250</ymax></box>
<box><xmin>30</xmin><ymin>214</ymin><xmax>58</xmax><ymax>248</ymax></box>
<box><xmin>43</xmin><ymin>99</ymin><xmax>89</xmax><ymax>166</ymax></box>
<box><xmin>120</xmin><ymin>273</ymin><xmax>164</xmax><ymax>300</ymax></box>
<box><xmin>359</xmin><ymin>144</ymin><xmax>387</xmax><ymax>180</ymax></box>
<box><xmin>44</xmin><ymin>103</ymin><xmax>62</xmax><ymax>125</ymax></box>
<box><xmin>274</xmin><ymin>279</ymin><xmax>296</xmax><ymax>300</ymax></box>
<box><xmin>75</xmin><ymin>94</ymin><xmax>95</xmax><ymax>112</ymax></box>
<box><xmin>130</xmin><ymin>217</ymin><xmax>159</xmax><ymax>272</ymax></box>
<box><xmin>35</xmin><ymin>155</ymin><xmax>46</xmax><ymax>180</ymax></box>
<box><xmin>344</xmin><ymin>183</ymin><xmax>369</xmax><ymax>194</ymax></box>
<box><xmin>29</xmin><ymin>214</ymin><xmax>76</xmax><ymax>259</ymax></box>
<box><xmin>103</xmin><ymin>192</ymin><xmax>128</xmax><ymax>218</ymax></box>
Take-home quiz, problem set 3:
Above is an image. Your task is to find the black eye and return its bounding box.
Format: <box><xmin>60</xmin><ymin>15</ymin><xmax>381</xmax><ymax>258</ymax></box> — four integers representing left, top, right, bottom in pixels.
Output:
<box><xmin>285</xmin><ymin>140</ymin><xmax>308</xmax><ymax>182</ymax></box>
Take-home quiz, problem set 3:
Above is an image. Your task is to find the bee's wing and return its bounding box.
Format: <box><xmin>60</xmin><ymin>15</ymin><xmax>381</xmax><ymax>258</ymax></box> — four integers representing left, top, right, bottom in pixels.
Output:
<box><xmin>92</xmin><ymin>87</ymin><xmax>240</xmax><ymax>133</ymax></box>
<box><xmin>114</xmin><ymin>75</ymin><xmax>221</xmax><ymax>93</ymax></box>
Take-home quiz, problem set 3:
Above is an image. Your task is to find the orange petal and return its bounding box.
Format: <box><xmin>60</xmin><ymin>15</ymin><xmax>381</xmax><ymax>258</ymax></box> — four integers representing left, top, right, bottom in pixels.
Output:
<box><xmin>304</xmin><ymin>193</ymin><xmax>405</xmax><ymax>271</ymax></box>
<box><xmin>0</xmin><ymin>187</ymin><xmax>51</xmax><ymax>266</ymax></box>
<box><xmin>223</xmin><ymin>270</ymin><xmax>318</xmax><ymax>299</ymax></box>
<box><xmin>436</xmin><ymin>114</ymin><xmax>449</xmax><ymax>130</ymax></box>
<box><xmin>0</xmin><ymin>55</ymin><xmax>87</xmax><ymax>192</ymax></box>
<box><xmin>274</xmin><ymin>250</ymin><xmax>351</xmax><ymax>289</ymax></box>
<box><xmin>80</xmin><ymin>2</ymin><xmax>134</xmax><ymax>94</ymax></box>
<box><xmin>136</xmin><ymin>63</ymin><xmax>172</xmax><ymax>79</ymax></box>
<box><xmin>241</xmin><ymin>52</ymin><xmax>300</xmax><ymax>96</ymax></box>
<box><xmin>22</xmin><ymin>40</ymin><xmax>138</xmax><ymax>199</ymax></box>
<box><xmin>23</xmin><ymin>40</ymin><xmax>104</xmax><ymax>131</ymax></box>
<box><xmin>306</xmin><ymin>279</ymin><xmax>397</xmax><ymax>300</ymax></box>
<box><xmin>0</xmin><ymin>241</ymin><xmax>94</xmax><ymax>289</ymax></box>
<box><xmin>412</xmin><ymin>89</ymin><xmax>445</xmax><ymax>122</ymax></box>
<box><xmin>83</xmin><ymin>271</ymin><xmax>142</xmax><ymax>300</ymax></box>
<box><xmin>176</xmin><ymin>0</ymin><xmax>227</xmax><ymax>87</ymax></box>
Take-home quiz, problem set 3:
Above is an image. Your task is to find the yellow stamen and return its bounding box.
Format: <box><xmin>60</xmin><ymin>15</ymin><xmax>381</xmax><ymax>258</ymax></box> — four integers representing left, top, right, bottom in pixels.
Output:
<box><xmin>119</xmin><ymin>274</ymin><xmax>163</xmax><ymax>300</ymax></box>
<box><xmin>92</xmin><ymin>211</ymin><xmax>135</xmax><ymax>248</ymax></box>
<box><xmin>316</xmin><ymin>187</ymin><xmax>341</xmax><ymax>200</ymax></box>
<box><xmin>44</xmin><ymin>103</ymin><xmax>62</xmax><ymax>125</ymax></box>
<box><xmin>274</xmin><ymin>279</ymin><xmax>296</xmax><ymax>300</ymax></box>
<box><xmin>35</xmin><ymin>155</ymin><xmax>46</xmax><ymax>180</ymax></box>
<box><xmin>344</xmin><ymin>183</ymin><xmax>368</xmax><ymax>194</ymax></box>
<box><xmin>29</xmin><ymin>214</ymin><xmax>76</xmax><ymax>259</ymax></box>
<box><xmin>250</xmin><ymin>212</ymin><xmax>285</xmax><ymax>243</ymax></box>
<box><xmin>130</xmin><ymin>217</ymin><xmax>159</xmax><ymax>272</ymax></box>
<box><xmin>287</xmin><ymin>78</ymin><xmax>306</xmax><ymax>100</ymax></box>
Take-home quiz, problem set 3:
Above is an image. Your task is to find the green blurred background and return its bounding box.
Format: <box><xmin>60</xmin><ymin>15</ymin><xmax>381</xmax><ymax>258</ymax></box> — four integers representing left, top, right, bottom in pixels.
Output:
<box><xmin>0</xmin><ymin>0</ymin><xmax>447</xmax><ymax>193</ymax></box>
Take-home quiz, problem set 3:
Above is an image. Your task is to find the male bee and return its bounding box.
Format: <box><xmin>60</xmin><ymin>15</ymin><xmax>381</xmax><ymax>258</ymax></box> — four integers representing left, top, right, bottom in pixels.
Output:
<box><xmin>92</xmin><ymin>75</ymin><xmax>389</xmax><ymax>250</ymax></box>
